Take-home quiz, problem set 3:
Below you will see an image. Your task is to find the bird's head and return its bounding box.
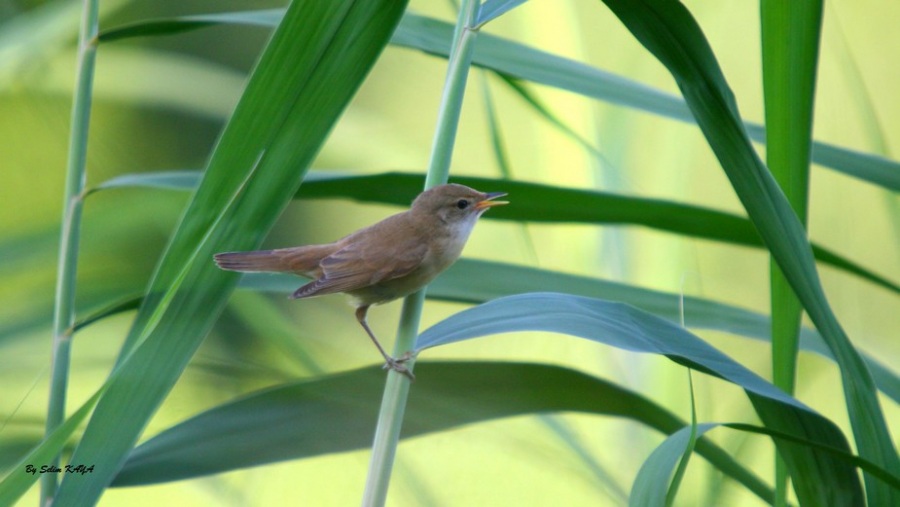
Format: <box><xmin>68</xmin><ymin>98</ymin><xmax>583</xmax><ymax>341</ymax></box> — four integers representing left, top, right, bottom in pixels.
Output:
<box><xmin>411</xmin><ymin>183</ymin><xmax>508</xmax><ymax>235</ymax></box>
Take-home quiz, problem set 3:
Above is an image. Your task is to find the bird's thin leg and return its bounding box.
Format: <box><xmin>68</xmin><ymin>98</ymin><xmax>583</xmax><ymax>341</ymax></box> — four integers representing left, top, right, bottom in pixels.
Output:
<box><xmin>355</xmin><ymin>305</ymin><xmax>415</xmax><ymax>381</ymax></box>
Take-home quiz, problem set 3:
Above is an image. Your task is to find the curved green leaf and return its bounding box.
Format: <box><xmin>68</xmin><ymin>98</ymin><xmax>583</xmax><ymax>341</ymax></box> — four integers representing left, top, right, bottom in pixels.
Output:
<box><xmin>61</xmin><ymin>257</ymin><xmax>899</xmax><ymax>405</ymax></box>
<box><xmin>392</xmin><ymin>13</ymin><xmax>900</xmax><ymax>192</ymax></box>
<box><xmin>92</xmin><ymin>170</ymin><xmax>900</xmax><ymax>294</ymax></box>
<box><xmin>52</xmin><ymin>1</ymin><xmax>409</xmax><ymax>505</ymax></box>
<box><xmin>97</xmin><ymin>9</ymin><xmax>284</xmax><ymax>43</ymax></box>
<box><xmin>95</xmin><ymin>10</ymin><xmax>900</xmax><ymax>191</ymax></box>
<box><xmin>761</xmin><ymin>2</ymin><xmax>823</xmax><ymax>501</ymax></box>
<box><xmin>112</xmin><ymin>362</ymin><xmax>772</xmax><ymax>504</ymax></box>
<box><xmin>594</xmin><ymin>0</ymin><xmax>898</xmax><ymax>503</ymax></box>
<box><xmin>476</xmin><ymin>0</ymin><xmax>530</xmax><ymax>27</ymax></box>
<box><xmin>630</xmin><ymin>423</ymin><xmax>716</xmax><ymax>507</ymax></box>
<box><xmin>416</xmin><ymin>292</ymin><xmax>864</xmax><ymax>506</ymax></box>
<box><xmin>632</xmin><ymin>422</ymin><xmax>900</xmax><ymax>507</ymax></box>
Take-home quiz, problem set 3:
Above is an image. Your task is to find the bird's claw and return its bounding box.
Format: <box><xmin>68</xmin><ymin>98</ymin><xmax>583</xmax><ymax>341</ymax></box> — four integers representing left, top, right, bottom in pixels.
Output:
<box><xmin>382</xmin><ymin>351</ymin><xmax>416</xmax><ymax>381</ymax></box>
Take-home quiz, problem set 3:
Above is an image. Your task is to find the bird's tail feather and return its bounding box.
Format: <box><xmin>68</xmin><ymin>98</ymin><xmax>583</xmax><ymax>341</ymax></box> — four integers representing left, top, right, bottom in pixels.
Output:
<box><xmin>214</xmin><ymin>245</ymin><xmax>331</xmax><ymax>274</ymax></box>
<box><xmin>214</xmin><ymin>250</ymin><xmax>288</xmax><ymax>272</ymax></box>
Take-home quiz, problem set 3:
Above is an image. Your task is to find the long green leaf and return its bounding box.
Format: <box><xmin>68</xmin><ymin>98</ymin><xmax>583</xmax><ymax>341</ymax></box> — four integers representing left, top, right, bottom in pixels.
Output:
<box><xmin>391</xmin><ymin>13</ymin><xmax>900</xmax><ymax>192</ymax></box>
<box><xmin>7</xmin><ymin>211</ymin><xmax>891</xmax><ymax>405</ymax></box>
<box><xmin>52</xmin><ymin>1</ymin><xmax>408</xmax><ymax>505</ymax></box>
<box><xmin>632</xmin><ymin>422</ymin><xmax>900</xmax><ymax>507</ymax></box>
<box><xmin>476</xmin><ymin>0</ymin><xmax>530</xmax><ymax>27</ymax></box>
<box><xmin>93</xmin><ymin>10</ymin><xmax>900</xmax><ymax>191</ymax></box>
<box><xmin>761</xmin><ymin>0</ymin><xmax>822</xmax><ymax>389</ymax></box>
<box><xmin>111</xmin><ymin>362</ymin><xmax>773</xmax><ymax>504</ymax></box>
<box><xmin>761</xmin><ymin>1</ymin><xmax>823</xmax><ymax>503</ymax></box>
<box><xmin>593</xmin><ymin>0</ymin><xmax>898</xmax><ymax>503</ymax></box>
<box><xmin>97</xmin><ymin>9</ymin><xmax>284</xmax><ymax>42</ymax></box>
<box><xmin>630</xmin><ymin>423</ymin><xmax>716</xmax><ymax>507</ymax></box>
<box><xmin>94</xmin><ymin>170</ymin><xmax>900</xmax><ymax>294</ymax></box>
<box><xmin>246</xmin><ymin>259</ymin><xmax>900</xmax><ymax>404</ymax></box>
<box><xmin>59</xmin><ymin>256</ymin><xmax>900</xmax><ymax>406</ymax></box>
<box><xmin>416</xmin><ymin>292</ymin><xmax>865</xmax><ymax>505</ymax></box>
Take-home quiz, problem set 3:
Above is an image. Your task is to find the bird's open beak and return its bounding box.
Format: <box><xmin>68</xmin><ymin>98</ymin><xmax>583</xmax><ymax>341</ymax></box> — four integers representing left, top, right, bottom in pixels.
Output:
<box><xmin>475</xmin><ymin>191</ymin><xmax>509</xmax><ymax>209</ymax></box>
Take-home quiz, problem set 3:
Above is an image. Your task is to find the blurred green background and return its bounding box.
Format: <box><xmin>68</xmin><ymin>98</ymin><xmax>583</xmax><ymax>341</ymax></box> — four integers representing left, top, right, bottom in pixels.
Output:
<box><xmin>1</xmin><ymin>0</ymin><xmax>897</xmax><ymax>505</ymax></box>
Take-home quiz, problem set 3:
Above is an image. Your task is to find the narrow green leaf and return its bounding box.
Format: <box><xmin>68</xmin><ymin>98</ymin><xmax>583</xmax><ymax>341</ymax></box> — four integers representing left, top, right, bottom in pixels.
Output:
<box><xmin>630</xmin><ymin>423</ymin><xmax>717</xmax><ymax>507</ymax></box>
<box><xmin>665</xmin><ymin>372</ymin><xmax>698</xmax><ymax>506</ymax></box>
<box><xmin>761</xmin><ymin>2</ymin><xmax>823</xmax><ymax>503</ymax></box>
<box><xmin>479</xmin><ymin>75</ymin><xmax>514</xmax><ymax>179</ymax></box>
<box><xmin>593</xmin><ymin>0</ymin><xmax>898</xmax><ymax>503</ymax></box>
<box><xmin>476</xmin><ymin>0</ymin><xmax>530</xmax><ymax>27</ymax></box>
<box><xmin>65</xmin><ymin>258</ymin><xmax>900</xmax><ymax>406</ymax></box>
<box><xmin>95</xmin><ymin>10</ymin><xmax>900</xmax><ymax>191</ymax></box>
<box><xmin>92</xmin><ymin>170</ymin><xmax>900</xmax><ymax>294</ymax></box>
<box><xmin>724</xmin><ymin>423</ymin><xmax>900</xmax><ymax>491</ymax></box>
<box><xmin>632</xmin><ymin>422</ymin><xmax>900</xmax><ymax>507</ymax></box>
<box><xmin>391</xmin><ymin>13</ymin><xmax>900</xmax><ymax>192</ymax></box>
<box><xmin>97</xmin><ymin>9</ymin><xmax>284</xmax><ymax>43</ymax></box>
<box><xmin>761</xmin><ymin>0</ymin><xmax>822</xmax><ymax>398</ymax></box>
<box><xmin>241</xmin><ymin>258</ymin><xmax>900</xmax><ymax>405</ymax></box>
<box><xmin>52</xmin><ymin>1</ymin><xmax>409</xmax><ymax>505</ymax></box>
<box><xmin>416</xmin><ymin>292</ymin><xmax>864</xmax><ymax>505</ymax></box>
<box><xmin>112</xmin><ymin>362</ymin><xmax>773</xmax><ymax>504</ymax></box>
<box><xmin>90</xmin><ymin>170</ymin><xmax>201</xmax><ymax>194</ymax></box>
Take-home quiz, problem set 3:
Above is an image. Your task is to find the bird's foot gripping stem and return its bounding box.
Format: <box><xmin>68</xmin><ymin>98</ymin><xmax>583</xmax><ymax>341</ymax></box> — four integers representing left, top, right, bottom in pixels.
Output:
<box><xmin>382</xmin><ymin>350</ymin><xmax>416</xmax><ymax>381</ymax></box>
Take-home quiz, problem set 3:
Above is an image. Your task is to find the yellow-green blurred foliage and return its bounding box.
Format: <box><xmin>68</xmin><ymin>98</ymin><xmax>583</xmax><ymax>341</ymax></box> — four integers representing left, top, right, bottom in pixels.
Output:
<box><xmin>2</xmin><ymin>0</ymin><xmax>897</xmax><ymax>505</ymax></box>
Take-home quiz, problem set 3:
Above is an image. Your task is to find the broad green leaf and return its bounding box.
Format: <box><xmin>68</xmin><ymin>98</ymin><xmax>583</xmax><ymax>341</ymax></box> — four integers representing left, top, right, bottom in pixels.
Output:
<box><xmin>93</xmin><ymin>171</ymin><xmax>900</xmax><ymax>294</ymax></box>
<box><xmin>664</xmin><ymin>372</ymin><xmax>698</xmax><ymax>506</ymax></box>
<box><xmin>94</xmin><ymin>10</ymin><xmax>900</xmax><ymax>191</ymax></box>
<box><xmin>61</xmin><ymin>257</ymin><xmax>900</xmax><ymax>406</ymax></box>
<box><xmin>240</xmin><ymin>258</ymin><xmax>900</xmax><ymax>404</ymax></box>
<box><xmin>593</xmin><ymin>0</ymin><xmax>898</xmax><ymax>503</ymax></box>
<box><xmin>52</xmin><ymin>1</ymin><xmax>409</xmax><ymax>505</ymax></box>
<box><xmin>724</xmin><ymin>423</ymin><xmax>900</xmax><ymax>491</ymax></box>
<box><xmin>391</xmin><ymin>13</ymin><xmax>900</xmax><ymax>192</ymax></box>
<box><xmin>97</xmin><ymin>9</ymin><xmax>284</xmax><ymax>42</ymax></box>
<box><xmin>476</xmin><ymin>0</ymin><xmax>530</xmax><ymax>27</ymax></box>
<box><xmin>629</xmin><ymin>423</ymin><xmax>717</xmax><ymax>507</ymax></box>
<box><xmin>631</xmin><ymin>422</ymin><xmax>900</xmax><ymax>507</ymax></box>
<box><xmin>761</xmin><ymin>0</ymin><xmax>822</xmax><ymax>397</ymax></box>
<box><xmin>761</xmin><ymin>1</ymin><xmax>823</xmax><ymax>501</ymax></box>
<box><xmin>416</xmin><ymin>292</ymin><xmax>864</xmax><ymax>506</ymax></box>
<box><xmin>111</xmin><ymin>362</ymin><xmax>773</xmax><ymax>504</ymax></box>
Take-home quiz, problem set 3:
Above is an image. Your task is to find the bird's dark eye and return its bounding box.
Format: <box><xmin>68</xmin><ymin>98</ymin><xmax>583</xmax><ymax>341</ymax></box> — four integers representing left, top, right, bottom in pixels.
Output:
<box><xmin>456</xmin><ymin>199</ymin><xmax>470</xmax><ymax>209</ymax></box>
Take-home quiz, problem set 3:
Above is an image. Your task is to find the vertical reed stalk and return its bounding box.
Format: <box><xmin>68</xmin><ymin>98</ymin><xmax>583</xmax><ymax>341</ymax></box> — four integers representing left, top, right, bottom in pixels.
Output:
<box><xmin>42</xmin><ymin>0</ymin><xmax>100</xmax><ymax>503</ymax></box>
<box><xmin>361</xmin><ymin>1</ymin><xmax>480</xmax><ymax>505</ymax></box>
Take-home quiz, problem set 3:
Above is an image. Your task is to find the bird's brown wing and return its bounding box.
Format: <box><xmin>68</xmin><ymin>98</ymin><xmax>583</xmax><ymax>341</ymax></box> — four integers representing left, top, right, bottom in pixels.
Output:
<box><xmin>291</xmin><ymin>232</ymin><xmax>429</xmax><ymax>299</ymax></box>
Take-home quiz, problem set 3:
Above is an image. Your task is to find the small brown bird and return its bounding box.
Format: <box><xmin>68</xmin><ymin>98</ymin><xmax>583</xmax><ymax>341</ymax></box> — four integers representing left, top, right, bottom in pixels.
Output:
<box><xmin>214</xmin><ymin>183</ymin><xmax>507</xmax><ymax>380</ymax></box>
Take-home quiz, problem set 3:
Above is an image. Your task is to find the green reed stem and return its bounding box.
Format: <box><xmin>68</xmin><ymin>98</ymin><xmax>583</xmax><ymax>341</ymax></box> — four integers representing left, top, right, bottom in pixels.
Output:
<box><xmin>42</xmin><ymin>0</ymin><xmax>99</xmax><ymax>504</ymax></box>
<box><xmin>361</xmin><ymin>1</ymin><xmax>480</xmax><ymax>505</ymax></box>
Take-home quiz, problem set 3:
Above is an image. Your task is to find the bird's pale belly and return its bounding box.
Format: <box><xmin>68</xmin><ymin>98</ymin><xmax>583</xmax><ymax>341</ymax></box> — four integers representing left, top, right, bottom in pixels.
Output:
<box><xmin>346</xmin><ymin>258</ymin><xmax>449</xmax><ymax>306</ymax></box>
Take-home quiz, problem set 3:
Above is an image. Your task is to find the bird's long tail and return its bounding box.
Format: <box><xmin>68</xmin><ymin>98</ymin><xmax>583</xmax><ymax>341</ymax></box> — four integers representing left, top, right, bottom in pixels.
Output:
<box><xmin>214</xmin><ymin>250</ymin><xmax>288</xmax><ymax>272</ymax></box>
<box><xmin>214</xmin><ymin>246</ymin><xmax>330</xmax><ymax>274</ymax></box>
